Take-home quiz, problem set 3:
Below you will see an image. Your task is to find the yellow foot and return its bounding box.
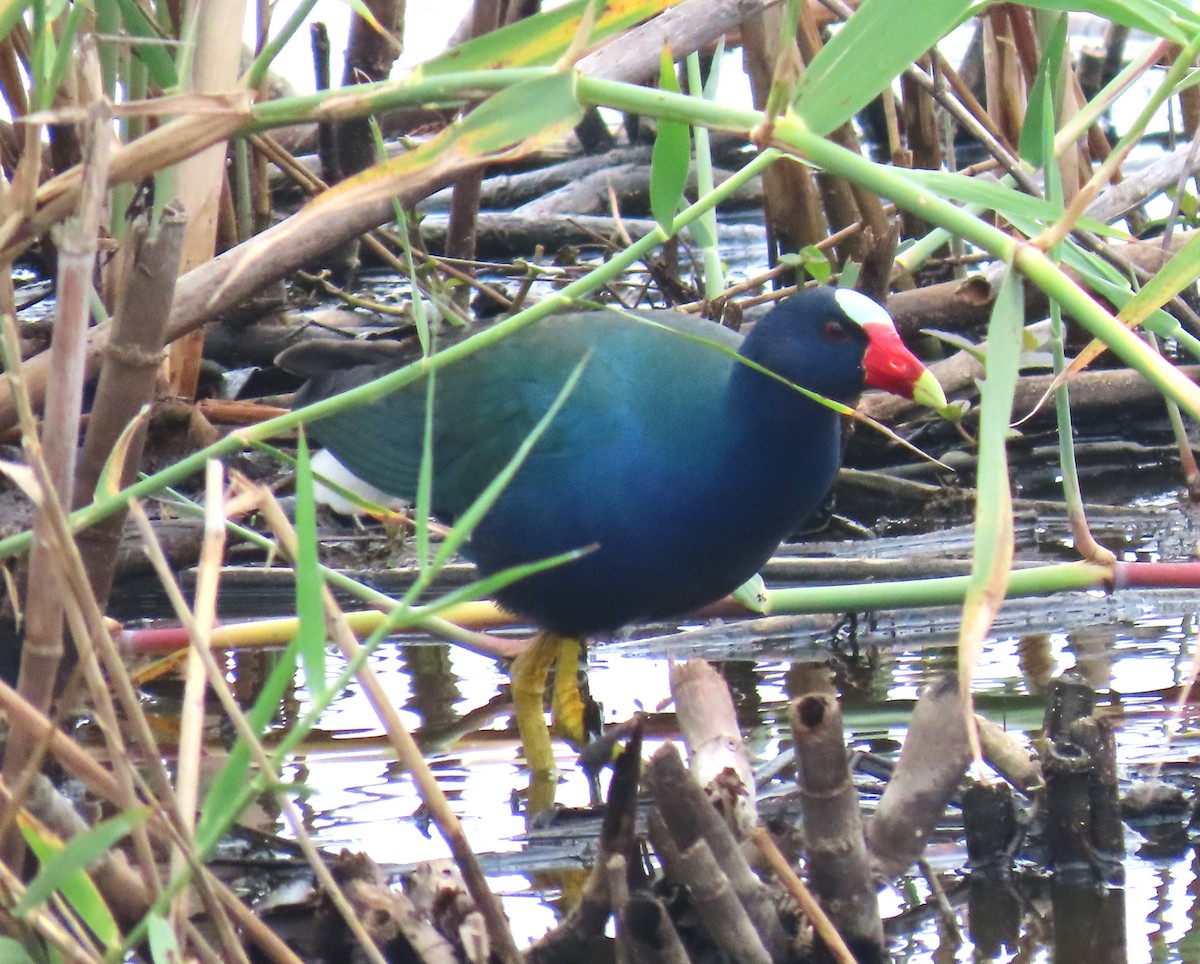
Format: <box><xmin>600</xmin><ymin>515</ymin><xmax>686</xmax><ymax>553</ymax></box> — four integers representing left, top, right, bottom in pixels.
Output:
<box><xmin>509</xmin><ymin>632</ymin><xmax>596</xmax><ymax>815</ymax></box>
<box><xmin>550</xmin><ymin>637</ymin><xmax>587</xmax><ymax>748</ymax></box>
<box><xmin>509</xmin><ymin>632</ymin><xmax>562</xmax><ymax>815</ymax></box>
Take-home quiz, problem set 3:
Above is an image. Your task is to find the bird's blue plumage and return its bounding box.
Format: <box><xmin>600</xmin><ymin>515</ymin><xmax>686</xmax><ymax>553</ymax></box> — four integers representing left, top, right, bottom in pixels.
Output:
<box><xmin>282</xmin><ymin>290</ymin><xmax>872</xmax><ymax>635</ymax></box>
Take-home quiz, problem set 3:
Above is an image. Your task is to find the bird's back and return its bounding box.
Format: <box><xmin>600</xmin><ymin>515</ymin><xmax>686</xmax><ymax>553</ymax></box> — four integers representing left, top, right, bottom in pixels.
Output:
<box><xmin>287</xmin><ymin>310</ymin><xmax>742</xmax><ymax>521</ymax></box>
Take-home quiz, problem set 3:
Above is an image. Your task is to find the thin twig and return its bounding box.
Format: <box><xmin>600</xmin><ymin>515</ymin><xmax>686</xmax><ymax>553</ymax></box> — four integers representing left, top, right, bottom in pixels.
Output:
<box><xmin>748</xmin><ymin>826</ymin><xmax>857</xmax><ymax>964</ymax></box>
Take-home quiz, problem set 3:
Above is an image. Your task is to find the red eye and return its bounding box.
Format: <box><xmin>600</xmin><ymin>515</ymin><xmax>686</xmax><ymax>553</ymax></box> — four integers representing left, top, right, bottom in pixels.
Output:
<box><xmin>822</xmin><ymin>319</ymin><xmax>850</xmax><ymax>342</ymax></box>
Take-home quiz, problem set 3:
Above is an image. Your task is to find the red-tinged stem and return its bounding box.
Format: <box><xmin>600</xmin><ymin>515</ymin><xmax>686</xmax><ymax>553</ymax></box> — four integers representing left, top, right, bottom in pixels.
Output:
<box><xmin>1113</xmin><ymin>562</ymin><xmax>1200</xmax><ymax>589</ymax></box>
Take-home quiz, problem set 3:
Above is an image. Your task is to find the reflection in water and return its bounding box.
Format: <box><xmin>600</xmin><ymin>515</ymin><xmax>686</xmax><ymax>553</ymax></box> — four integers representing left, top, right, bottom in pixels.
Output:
<box><xmin>402</xmin><ymin>644</ymin><xmax>462</xmax><ymax>734</ymax></box>
<box><xmin>1053</xmin><ymin>881</ymin><xmax>1127</xmax><ymax>963</ymax></box>
<box><xmin>218</xmin><ymin>590</ymin><xmax>1200</xmax><ymax>959</ymax></box>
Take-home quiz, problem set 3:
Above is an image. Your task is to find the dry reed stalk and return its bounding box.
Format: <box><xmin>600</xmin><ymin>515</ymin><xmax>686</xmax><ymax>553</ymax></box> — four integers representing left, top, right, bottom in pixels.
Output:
<box><xmin>0</xmin><ymin>663</ymin><xmax>304</xmax><ymax>963</ymax></box>
<box><xmin>739</xmin><ymin>5</ymin><xmax>828</xmax><ymax>275</ymax></box>
<box><xmin>166</xmin><ymin>0</ymin><xmax>251</xmax><ymax>399</ymax></box>
<box><xmin>170</xmin><ymin>460</ymin><xmax>226</xmax><ymax>934</ymax></box>
<box><xmin>74</xmin><ymin>206</ymin><xmax>187</xmax><ymax>611</ymax></box>
<box><xmin>18</xmin><ymin>100</ymin><xmax>107</xmax><ymax>680</ymax></box>
<box><xmin>128</xmin><ymin>491</ymin><xmax>388</xmax><ymax>964</ymax></box>
<box><xmin>251</xmin><ymin>484</ymin><xmax>525</xmax><ymax>964</ymax></box>
<box><xmin>1</xmin><ymin>89</ymin><xmax>110</xmax><ymax>868</ymax></box>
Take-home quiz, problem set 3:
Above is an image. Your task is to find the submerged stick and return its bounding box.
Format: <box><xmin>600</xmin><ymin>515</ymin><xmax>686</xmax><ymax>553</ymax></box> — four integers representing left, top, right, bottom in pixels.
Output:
<box><xmin>963</xmin><ymin>781</ymin><xmax>1019</xmax><ymax>879</ymax></box>
<box><xmin>645</xmin><ymin>743</ymin><xmax>790</xmax><ymax>959</ymax></box>
<box><xmin>868</xmin><ymin>674</ymin><xmax>971</xmax><ymax>878</ymax></box>
<box><xmin>791</xmin><ymin>693</ymin><xmax>885</xmax><ymax>960</ymax></box>
<box><xmin>672</xmin><ymin>658</ymin><xmax>755</xmax><ymax>834</ymax></box>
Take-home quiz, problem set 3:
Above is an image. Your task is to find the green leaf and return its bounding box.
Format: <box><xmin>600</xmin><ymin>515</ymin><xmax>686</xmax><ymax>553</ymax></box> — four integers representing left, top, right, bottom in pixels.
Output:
<box><xmin>0</xmin><ymin>937</ymin><xmax>36</xmax><ymax>964</ymax></box>
<box><xmin>925</xmin><ymin>328</ymin><xmax>986</xmax><ymax>363</ymax></box>
<box><xmin>1115</xmin><ymin>229</ymin><xmax>1200</xmax><ymax>333</ymax></box>
<box><xmin>17</xmin><ymin>808</ymin><xmax>149</xmax><ymax>949</ymax></box>
<box><xmin>197</xmin><ymin>640</ymin><xmax>298</xmax><ymax>838</ymax></box>
<box><xmin>293</xmin><ymin>429</ymin><xmax>328</xmax><ymax>700</ymax></box>
<box><xmin>93</xmin><ymin>406</ymin><xmax>151</xmax><ymax>501</ymax></box>
<box><xmin>147</xmin><ymin>911</ymin><xmax>181</xmax><ymax>964</ymax></box>
<box><xmin>650</xmin><ymin>47</ymin><xmax>690</xmax><ymax>232</ymax></box>
<box><xmin>0</xmin><ymin>3</ymin><xmax>32</xmax><ymax>45</ymax></box>
<box><xmin>793</xmin><ymin>0</ymin><xmax>970</xmax><ymax>136</ymax></box>
<box><xmin>40</xmin><ymin>0</ymin><xmax>85</xmax><ymax>109</ymax></box>
<box><xmin>341</xmin><ymin>0</ymin><xmax>386</xmax><ymax>33</ymax></box>
<box><xmin>111</xmin><ymin>0</ymin><xmax>178</xmax><ymax>88</ymax></box>
<box><xmin>1018</xmin><ymin>13</ymin><xmax>1068</xmax><ymax>169</ymax></box>
<box><xmin>779</xmin><ymin>245</ymin><xmax>832</xmax><ymax>283</ymax></box>
<box><xmin>245</xmin><ymin>0</ymin><xmax>321</xmax><ymax>89</ymax></box>
<box><xmin>894</xmin><ymin>169</ymin><xmax>1121</xmax><ymax>237</ymax></box>
<box><xmin>1015</xmin><ymin>0</ymin><xmax>1194</xmax><ymax>42</ymax></box>
<box><xmin>1083</xmin><ymin>272</ymin><xmax>1193</xmax><ymax>350</ymax></box>
<box><xmin>957</xmin><ymin>270</ymin><xmax>1023</xmax><ymax>705</ymax></box>
<box><xmin>415</xmin><ymin>0</ymin><xmax>677</xmax><ymax>76</ymax></box>
<box><xmin>453</xmin><ymin>71</ymin><xmax>584</xmax><ymax>158</ymax></box>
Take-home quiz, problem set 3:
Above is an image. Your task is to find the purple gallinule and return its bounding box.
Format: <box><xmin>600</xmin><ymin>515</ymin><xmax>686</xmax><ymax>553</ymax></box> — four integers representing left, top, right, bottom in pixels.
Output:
<box><xmin>279</xmin><ymin>288</ymin><xmax>945</xmax><ymax>806</ymax></box>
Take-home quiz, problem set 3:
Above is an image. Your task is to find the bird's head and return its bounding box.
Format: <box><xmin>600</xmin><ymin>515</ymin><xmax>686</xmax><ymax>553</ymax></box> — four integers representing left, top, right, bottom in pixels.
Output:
<box><xmin>743</xmin><ymin>287</ymin><xmax>946</xmax><ymax>409</ymax></box>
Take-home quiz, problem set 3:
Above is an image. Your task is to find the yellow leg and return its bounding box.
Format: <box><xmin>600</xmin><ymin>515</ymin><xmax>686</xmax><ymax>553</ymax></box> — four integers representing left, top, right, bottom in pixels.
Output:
<box><xmin>551</xmin><ymin>637</ymin><xmax>587</xmax><ymax>748</ymax></box>
<box><xmin>509</xmin><ymin>632</ymin><xmax>560</xmax><ymax>814</ymax></box>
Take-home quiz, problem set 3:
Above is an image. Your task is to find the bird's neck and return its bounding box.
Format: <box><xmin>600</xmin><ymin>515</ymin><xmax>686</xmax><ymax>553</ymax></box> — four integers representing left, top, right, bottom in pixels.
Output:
<box><xmin>727</xmin><ymin>356</ymin><xmax>843</xmax><ymax>445</ymax></box>
<box><xmin>721</xmin><ymin>359</ymin><xmax>845</xmax><ymax>543</ymax></box>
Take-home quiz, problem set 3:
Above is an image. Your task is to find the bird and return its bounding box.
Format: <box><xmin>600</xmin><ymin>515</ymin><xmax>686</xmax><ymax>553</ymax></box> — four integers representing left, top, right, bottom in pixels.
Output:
<box><xmin>278</xmin><ymin>287</ymin><xmax>945</xmax><ymax>811</ymax></box>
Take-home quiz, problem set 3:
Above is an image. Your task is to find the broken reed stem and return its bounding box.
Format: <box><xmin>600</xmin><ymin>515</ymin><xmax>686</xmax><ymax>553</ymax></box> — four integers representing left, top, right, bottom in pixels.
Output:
<box><xmin>748</xmin><ymin>826</ymin><xmax>856</xmax><ymax>964</ymax></box>
<box><xmin>790</xmin><ymin>694</ymin><xmax>885</xmax><ymax>958</ymax></box>
<box><xmin>671</xmin><ymin>658</ymin><xmax>755</xmax><ymax>834</ymax></box>
<box><xmin>867</xmin><ymin>675</ymin><xmax>971</xmax><ymax>878</ymax></box>
<box><xmin>253</xmin><ymin>484</ymin><xmax>523</xmax><ymax>964</ymax></box>
<box><xmin>129</xmin><ymin>487</ymin><xmax>388</xmax><ymax>964</ymax></box>
<box><xmin>75</xmin><ymin>204</ymin><xmax>187</xmax><ymax>612</ymax></box>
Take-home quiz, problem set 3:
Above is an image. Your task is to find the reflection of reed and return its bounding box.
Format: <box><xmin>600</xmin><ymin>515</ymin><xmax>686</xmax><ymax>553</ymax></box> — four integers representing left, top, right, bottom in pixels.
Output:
<box><xmin>232</xmin><ymin>647</ymin><xmax>300</xmax><ymax>730</ymax></box>
<box><xmin>403</xmin><ymin>644</ymin><xmax>462</xmax><ymax>735</ymax></box>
